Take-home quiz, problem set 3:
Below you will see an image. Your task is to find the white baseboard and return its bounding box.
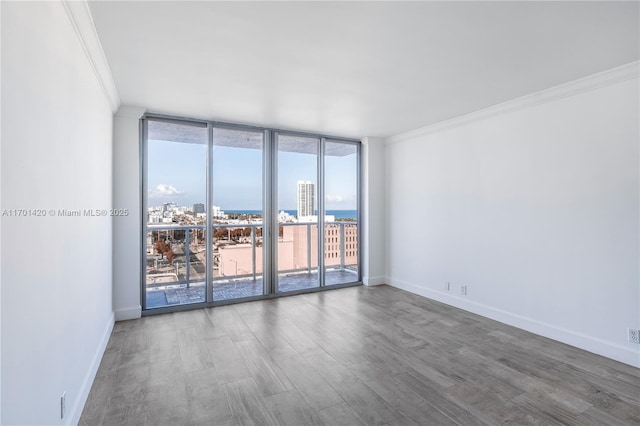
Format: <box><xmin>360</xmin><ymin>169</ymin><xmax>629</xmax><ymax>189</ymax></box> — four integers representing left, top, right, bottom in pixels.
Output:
<box><xmin>363</xmin><ymin>276</ymin><xmax>386</xmax><ymax>286</ymax></box>
<box><xmin>115</xmin><ymin>305</ymin><xmax>142</xmax><ymax>321</ymax></box>
<box><xmin>68</xmin><ymin>312</ymin><xmax>115</xmax><ymax>426</ymax></box>
<box><xmin>387</xmin><ymin>276</ymin><xmax>640</xmax><ymax>368</ymax></box>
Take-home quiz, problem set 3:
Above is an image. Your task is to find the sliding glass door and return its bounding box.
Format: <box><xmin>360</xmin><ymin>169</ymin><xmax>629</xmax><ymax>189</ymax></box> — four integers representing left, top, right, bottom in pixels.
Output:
<box><xmin>212</xmin><ymin>127</ymin><xmax>265</xmax><ymax>301</ymax></box>
<box><xmin>142</xmin><ymin>116</ymin><xmax>361</xmax><ymax>311</ymax></box>
<box><xmin>276</xmin><ymin>134</ymin><xmax>320</xmax><ymax>293</ymax></box>
<box><xmin>324</xmin><ymin>141</ymin><xmax>359</xmax><ymax>286</ymax></box>
<box><xmin>144</xmin><ymin>120</ymin><xmax>208</xmax><ymax>308</ymax></box>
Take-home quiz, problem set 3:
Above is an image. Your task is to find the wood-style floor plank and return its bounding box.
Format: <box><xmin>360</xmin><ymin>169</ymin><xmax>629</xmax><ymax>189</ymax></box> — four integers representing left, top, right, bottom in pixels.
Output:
<box><xmin>263</xmin><ymin>389</ymin><xmax>324</xmax><ymax>426</ymax></box>
<box><xmin>224</xmin><ymin>377</ymin><xmax>280</xmax><ymax>426</ymax></box>
<box><xmin>80</xmin><ymin>285</ymin><xmax>640</xmax><ymax>425</ymax></box>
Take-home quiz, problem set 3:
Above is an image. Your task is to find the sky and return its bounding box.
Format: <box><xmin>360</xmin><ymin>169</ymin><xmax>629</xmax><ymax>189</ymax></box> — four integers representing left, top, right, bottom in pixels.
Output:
<box><xmin>147</xmin><ymin>138</ymin><xmax>357</xmax><ymax>211</ymax></box>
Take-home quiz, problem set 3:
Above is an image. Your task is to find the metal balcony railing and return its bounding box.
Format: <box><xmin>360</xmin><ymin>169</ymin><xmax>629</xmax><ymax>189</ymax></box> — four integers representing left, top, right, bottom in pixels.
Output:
<box><xmin>145</xmin><ymin>221</ymin><xmax>358</xmax><ymax>289</ymax></box>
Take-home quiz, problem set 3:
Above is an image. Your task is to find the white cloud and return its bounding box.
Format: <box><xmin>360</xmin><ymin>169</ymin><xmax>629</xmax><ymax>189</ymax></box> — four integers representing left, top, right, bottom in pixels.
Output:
<box><xmin>326</xmin><ymin>194</ymin><xmax>353</xmax><ymax>203</ymax></box>
<box><xmin>149</xmin><ymin>184</ymin><xmax>184</xmax><ymax>198</ymax></box>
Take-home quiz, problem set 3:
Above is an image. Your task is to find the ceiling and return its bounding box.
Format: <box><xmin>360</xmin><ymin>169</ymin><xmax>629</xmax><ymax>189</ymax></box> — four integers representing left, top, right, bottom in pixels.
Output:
<box><xmin>89</xmin><ymin>1</ymin><xmax>639</xmax><ymax>139</ymax></box>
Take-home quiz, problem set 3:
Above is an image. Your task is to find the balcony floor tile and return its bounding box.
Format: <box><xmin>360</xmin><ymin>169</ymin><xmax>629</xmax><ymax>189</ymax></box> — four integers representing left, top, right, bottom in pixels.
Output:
<box><xmin>146</xmin><ymin>269</ymin><xmax>358</xmax><ymax>309</ymax></box>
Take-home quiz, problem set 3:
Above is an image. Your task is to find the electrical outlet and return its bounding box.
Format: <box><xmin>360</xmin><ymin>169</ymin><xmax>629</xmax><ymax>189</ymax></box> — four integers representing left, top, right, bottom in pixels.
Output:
<box><xmin>628</xmin><ymin>328</ymin><xmax>639</xmax><ymax>344</ymax></box>
<box><xmin>61</xmin><ymin>392</ymin><xmax>66</xmax><ymax>419</ymax></box>
<box><xmin>446</xmin><ymin>282</ymin><xmax>450</xmax><ymax>291</ymax></box>
<box><xmin>461</xmin><ymin>285</ymin><xmax>467</xmax><ymax>296</ymax></box>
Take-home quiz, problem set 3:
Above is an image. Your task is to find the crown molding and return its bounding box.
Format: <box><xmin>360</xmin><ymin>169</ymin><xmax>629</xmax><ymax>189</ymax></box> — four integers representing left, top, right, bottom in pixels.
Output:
<box><xmin>115</xmin><ymin>105</ymin><xmax>146</xmax><ymax>119</ymax></box>
<box><xmin>62</xmin><ymin>0</ymin><xmax>120</xmax><ymax>113</ymax></box>
<box><xmin>386</xmin><ymin>61</ymin><xmax>640</xmax><ymax>145</ymax></box>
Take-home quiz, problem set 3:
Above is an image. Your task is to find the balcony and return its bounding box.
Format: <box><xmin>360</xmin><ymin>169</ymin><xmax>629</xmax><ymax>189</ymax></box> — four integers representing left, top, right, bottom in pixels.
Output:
<box><xmin>145</xmin><ymin>222</ymin><xmax>358</xmax><ymax>308</ymax></box>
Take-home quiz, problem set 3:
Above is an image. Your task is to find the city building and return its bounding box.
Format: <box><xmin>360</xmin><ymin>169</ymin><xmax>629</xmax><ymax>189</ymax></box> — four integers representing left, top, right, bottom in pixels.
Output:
<box><xmin>296</xmin><ymin>180</ymin><xmax>314</xmax><ymax>218</ymax></box>
<box><xmin>278</xmin><ymin>210</ymin><xmax>295</xmax><ymax>223</ymax></box>
<box><xmin>297</xmin><ymin>214</ymin><xmax>335</xmax><ymax>223</ymax></box>
<box><xmin>193</xmin><ymin>203</ymin><xmax>205</xmax><ymax>214</ymax></box>
<box><xmin>2</xmin><ymin>2</ymin><xmax>638</xmax><ymax>425</ymax></box>
<box><xmin>217</xmin><ymin>222</ymin><xmax>357</xmax><ymax>277</ymax></box>
<box><xmin>211</xmin><ymin>205</ymin><xmax>227</xmax><ymax>219</ymax></box>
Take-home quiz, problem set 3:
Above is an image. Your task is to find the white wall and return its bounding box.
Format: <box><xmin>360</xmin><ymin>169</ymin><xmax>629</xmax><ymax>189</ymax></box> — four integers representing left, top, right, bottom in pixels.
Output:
<box><xmin>1</xmin><ymin>2</ymin><xmax>115</xmax><ymax>424</ymax></box>
<box><xmin>113</xmin><ymin>106</ymin><xmax>145</xmax><ymax>320</ymax></box>
<box><xmin>362</xmin><ymin>137</ymin><xmax>386</xmax><ymax>285</ymax></box>
<box><xmin>385</xmin><ymin>67</ymin><xmax>639</xmax><ymax>367</ymax></box>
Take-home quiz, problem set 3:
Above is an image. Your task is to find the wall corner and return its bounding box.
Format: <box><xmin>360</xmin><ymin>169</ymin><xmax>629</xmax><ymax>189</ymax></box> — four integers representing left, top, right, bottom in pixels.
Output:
<box><xmin>112</xmin><ymin>106</ymin><xmax>145</xmax><ymax>320</ymax></box>
<box><xmin>361</xmin><ymin>137</ymin><xmax>386</xmax><ymax>285</ymax></box>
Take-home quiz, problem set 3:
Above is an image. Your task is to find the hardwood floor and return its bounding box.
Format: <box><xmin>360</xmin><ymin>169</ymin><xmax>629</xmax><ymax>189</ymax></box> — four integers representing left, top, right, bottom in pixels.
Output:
<box><xmin>80</xmin><ymin>285</ymin><xmax>640</xmax><ymax>425</ymax></box>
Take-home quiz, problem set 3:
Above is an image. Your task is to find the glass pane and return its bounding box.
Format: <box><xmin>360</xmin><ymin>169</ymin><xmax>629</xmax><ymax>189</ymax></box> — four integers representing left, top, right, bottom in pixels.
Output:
<box><xmin>277</xmin><ymin>134</ymin><xmax>319</xmax><ymax>292</ymax></box>
<box><xmin>145</xmin><ymin>120</ymin><xmax>207</xmax><ymax>308</ymax></box>
<box><xmin>324</xmin><ymin>141</ymin><xmax>359</xmax><ymax>285</ymax></box>
<box><xmin>212</xmin><ymin>128</ymin><xmax>264</xmax><ymax>301</ymax></box>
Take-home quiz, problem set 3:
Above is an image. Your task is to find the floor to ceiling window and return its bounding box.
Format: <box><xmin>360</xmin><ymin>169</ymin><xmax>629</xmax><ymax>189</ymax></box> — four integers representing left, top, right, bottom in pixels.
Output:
<box><xmin>276</xmin><ymin>134</ymin><xmax>320</xmax><ymax>293</ymax></box>
<box><xmin>142</xmin><ymin>116</ymin><xmax>361</xmax><ymax>311</ymax></box>
<box><xmin>323</xmin><ymin>141</ymin><xmax>359</xmax><ymax>286</ymax></box>
<box><xmin>212</xmin><ymin>127</ymin><xmax>265</xmax><ymax>302</ymax></box>
<box><xmin>144</xmin><ymin>120</ymin><xmax>208</xmax><ymax>308</ymax></box>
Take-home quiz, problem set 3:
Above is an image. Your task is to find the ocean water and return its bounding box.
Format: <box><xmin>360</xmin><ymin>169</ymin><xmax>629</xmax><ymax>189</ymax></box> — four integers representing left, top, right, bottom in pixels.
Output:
<box><xmin>226</xmin><ymin>209</ymin><xmax>358</xmax><ymax>220</ymax></box>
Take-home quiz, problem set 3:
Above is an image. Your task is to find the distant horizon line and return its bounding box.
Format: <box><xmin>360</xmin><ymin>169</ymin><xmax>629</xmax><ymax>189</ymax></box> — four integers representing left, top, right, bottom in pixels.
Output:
<box><xmin>149</xmin><ymin>205</ymin><xmax>357</xmax><ymax>212</ymax></box>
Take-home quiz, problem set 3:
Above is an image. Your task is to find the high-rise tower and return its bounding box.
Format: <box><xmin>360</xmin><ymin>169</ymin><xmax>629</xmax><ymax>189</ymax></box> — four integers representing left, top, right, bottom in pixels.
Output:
<box><xmin>297</xmin><ymin>180</ymin><xmax>315</xmax><ymax>217</ymax></box>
